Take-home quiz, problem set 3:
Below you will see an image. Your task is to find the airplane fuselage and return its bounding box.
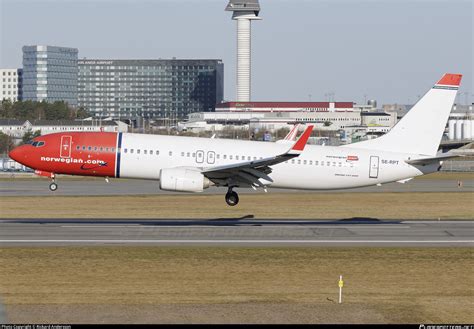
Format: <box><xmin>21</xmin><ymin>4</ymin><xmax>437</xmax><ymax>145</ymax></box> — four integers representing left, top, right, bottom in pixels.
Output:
<box><xmin>16</xmin><ymin>131</ymin><xmax>434</xmax><ymax>190</ymax></box>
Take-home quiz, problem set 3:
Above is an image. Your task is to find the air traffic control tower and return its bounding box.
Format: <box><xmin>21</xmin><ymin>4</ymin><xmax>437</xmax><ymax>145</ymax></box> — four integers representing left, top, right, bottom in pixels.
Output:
<box><xmin>225</xmin><ymin>0</ymin><xmax>261</xmax><ymax>102</ymax></box>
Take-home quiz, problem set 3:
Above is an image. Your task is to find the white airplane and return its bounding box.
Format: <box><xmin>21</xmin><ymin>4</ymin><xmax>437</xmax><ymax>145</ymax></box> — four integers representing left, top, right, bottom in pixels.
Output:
<box><xmin>9</xmin><ymin>73</ymin><xmax>462</xmax><ymax>206</ymax></box>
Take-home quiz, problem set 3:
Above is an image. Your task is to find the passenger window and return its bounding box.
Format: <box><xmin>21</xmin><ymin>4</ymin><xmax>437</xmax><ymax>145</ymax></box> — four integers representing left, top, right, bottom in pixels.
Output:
<box><xmin>297</xmin><ymin>160</ymin><xmax>301</xmax><ymax>164</ymax></box>
<box><xmin>303</xmin><ymin>160</ymin><xmax>307</xmax><ymax>165</ymax></box>
<box><xmin>156</xmin><ymin>150</ymin><xmax>160</xmax><ymax>155</ymax></box>
<box><xmin>76</xmin><ymin>146</ymin><xmax>80</xmax><ymax>150</ymax></box>
<box><xmin>181</xmin><ymin>152</ymin><xmax>184</xmax><ymax>156</ymax></box>
<box><xmin>223</xmin><ymin>155</ymin><xmax>227</xmax><ymax>159</ymax></box>
<box><xmin>338</xmin><ymin>162</ymin><xmax>341</xmax><ymax>167</ymax></box>
<box><xmin>169</xmin><ymin>151</ymin><xmax>172</xmax><ymax>156</ymax></box>
<box><xmin>82</xmin><ymin>146</ymin><xmax>86</xmax><ymax>150</ymax></box>
<box><xmin>88</xmin><ymin>146</ymin><xmax>92</xmax><ymax>151</ymax></box>
<box><xmin>187</xmin><ymin>152</ymin><xmax>190</xmax><ymax>157</ymax></box>
<box><xmin>137</xmin><ymin>149</ymin><xmax>141</xmax><ymax>154</ymax></box>
<box><xmin>105</xmin><ymin>147</ymin><xmax>109</xmax><ymax>152</ymax></box>
<box><xmin>309</xmin><ymin>160</ymin><xmax>313</xmax><ymax>165</ymax></box>
<box><xmin>321</xmin><ymin>161</ymin><xmax>324</xmax><ymax>166</ymax></box>
<box><xmin>253</xmin><ymin>157</ymin><xmax>257</xmax><ymax>160</ymax></box>
<box><xmin>333</xmin><ymin>162</ymin><xmax>336</xmax><ymax>166</ymax></box>
<box><xmin>230</xmin><ymin>155</ymin><xmax>233</xmax><ymax>160</ymax></box>
<box><xmin>291</xmin><ymin>159</ymin><xmax>295</xmax><ymax>164</ymax></box>
<box><xmin>124</xmin><ymin>148</ymin><xmax>128</xmax><ymax>153</ymax></box>
<box><xmin>144</xmin><ymin>150</ymin><xmax>147</xmax><ymax>155</ymax></box>
<box><xmin>111</xmin><ymin>148</ymin><xmax>115</xmax><ymax>152</ymax></box>
<box><xmin>131</xmin><ymin>149</ymin><xmax>134</xmax><ymax>154</ymax></box>
<box><xmin>315</xmin><ymin>161</ymin><xmax>319</xmax><ymax>165</ymax></box>
<box><xmin>94</xmin><ymin>146</ymin><xmax>98</xmax><ymax>151</ymax></box>
<box><xmin>247</xmin><ymin>156</ymin><xmax>251</xmax><ymax>161</ymax></box>
<box><xmin>236</xmin><ymin>156</ymin><xmax>239</xmax><ymax>160</ymax></box>
<box><xmin>216</xmin><ymin>154</ymin><xmax>220</xmax><ymax>159</ymax></box>
<box><xmin>327</xmin><ymin>162</ymin><xmax>330</xmax><ymax>166</ymax></box>
<box><xmin>149</xmin><ymin>150</ymin><xmax>153</xmax><ymax>155</ymax></box>
<box><xmin>100</xmin><ymin>147</ymin><xmax>103</xmax><ymax>152</ymax></box>
<box><xmin>192</xmin><ymin>153</ymin><xmax>195</xmax><ymax>157</ymax></box>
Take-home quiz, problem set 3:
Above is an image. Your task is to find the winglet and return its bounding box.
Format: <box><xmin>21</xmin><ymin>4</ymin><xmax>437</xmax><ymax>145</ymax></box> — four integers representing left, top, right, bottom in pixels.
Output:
<box><xmin>290</xmin><ymin>125</ymin><xmax>314</xmax><ymax>153</ymax></box>
<box><xmin>283</xmin><ymin>124</ymin><xmax>301</xmax><ymax>141</ymax></box>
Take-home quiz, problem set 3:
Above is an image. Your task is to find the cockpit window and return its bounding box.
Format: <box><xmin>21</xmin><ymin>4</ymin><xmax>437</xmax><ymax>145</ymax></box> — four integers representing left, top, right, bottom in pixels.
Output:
<box><xmin>25</xmin><ymin>140</ymin><xmax>34</xmax><ymax>145</ymax></box>
<box><xmin>31</xmin><ymin>141</ymin><xmax>45</xmax><ymax>147</ymax></box>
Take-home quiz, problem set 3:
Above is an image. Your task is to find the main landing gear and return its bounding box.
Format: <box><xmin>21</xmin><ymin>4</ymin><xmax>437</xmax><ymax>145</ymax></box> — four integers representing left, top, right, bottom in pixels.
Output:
<box><xmin>225</xmin><ymin>187</ymin><xmax>239</xmax><ymax>206</ymax></box>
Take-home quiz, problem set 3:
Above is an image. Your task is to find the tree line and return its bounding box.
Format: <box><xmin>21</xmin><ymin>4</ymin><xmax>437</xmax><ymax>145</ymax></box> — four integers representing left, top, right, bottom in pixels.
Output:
<box><xmin>0</xmin><ymin>99</ymin><xmax>89</xmax><ymax>121</ymax></box>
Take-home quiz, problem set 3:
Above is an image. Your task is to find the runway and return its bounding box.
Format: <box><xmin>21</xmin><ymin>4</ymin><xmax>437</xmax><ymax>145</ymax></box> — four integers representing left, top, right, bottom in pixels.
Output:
<box><xmin>1</xmin><ymin>176</ymin><xmax>473</xmax><ymax>196</ymax></box>
<box><xmin>0</xmin><ymin>218</ymin><xmax>472</xmax><ymax>247</ymax></box>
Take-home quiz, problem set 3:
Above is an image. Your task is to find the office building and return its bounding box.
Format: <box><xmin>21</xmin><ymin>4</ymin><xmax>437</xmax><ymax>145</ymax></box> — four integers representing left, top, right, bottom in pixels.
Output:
<box><xmin>78</xmin><ymin>59</ymin><xmax>224</xmax><ymax>119</ymax></box>
<box><xmin>0</xmin><ymin>69</ymin><xmax>22</xmax><ymax>102</ymax></box>
<box><xmin>22</xmin><ymin>45</ymin><xmax>78</xmax><ymax>106</ymax></box>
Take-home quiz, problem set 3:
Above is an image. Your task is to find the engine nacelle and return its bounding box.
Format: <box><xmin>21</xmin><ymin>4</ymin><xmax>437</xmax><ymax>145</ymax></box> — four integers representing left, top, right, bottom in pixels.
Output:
<box><xmin>159</xmin><ymin>167</ymin><xmax>211</xmax><ymax>192</ymax></box>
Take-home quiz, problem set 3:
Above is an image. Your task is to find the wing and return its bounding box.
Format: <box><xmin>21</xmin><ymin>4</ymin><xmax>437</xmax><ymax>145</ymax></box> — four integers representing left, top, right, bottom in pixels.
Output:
<box><xmin>202</xmin><ymin>125</ymin><xmax>314</xmax><ymax>188</ymax></box>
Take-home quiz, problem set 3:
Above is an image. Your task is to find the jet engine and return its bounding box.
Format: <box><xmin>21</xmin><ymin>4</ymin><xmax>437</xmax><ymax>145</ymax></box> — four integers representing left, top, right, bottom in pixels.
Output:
<box><xmin>159</xmin><ymin>167</ymin><xmax>211</xmax><ymax>192</ymax></box>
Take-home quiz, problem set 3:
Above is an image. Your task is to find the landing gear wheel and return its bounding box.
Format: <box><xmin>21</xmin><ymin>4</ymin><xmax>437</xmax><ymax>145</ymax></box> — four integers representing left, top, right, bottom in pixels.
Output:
<box><xmin>49</xmin><ymin>182</ymin><xmax>58</xmax><ymax>191</ymax></box>
<box><xmin>225</xmin><ymin>190</ymin><xmax>239</xmax><ymax>206</ymax></box>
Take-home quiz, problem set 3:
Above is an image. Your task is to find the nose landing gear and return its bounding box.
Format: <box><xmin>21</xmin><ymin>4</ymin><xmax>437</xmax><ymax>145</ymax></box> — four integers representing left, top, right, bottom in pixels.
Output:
<box><xmin>49</xmin><ymin>173</ymin><xmax>58</xmax><ymax>192</ymax></box>
<box><xmin>225</xmin><ymin>187</ymin><xmax>239</xmax><ymax>206</ymax></box>
<box><xmin>49</xmin><ymin>182</ymin><xmax>58</xmax><ymax>191</ymax></box>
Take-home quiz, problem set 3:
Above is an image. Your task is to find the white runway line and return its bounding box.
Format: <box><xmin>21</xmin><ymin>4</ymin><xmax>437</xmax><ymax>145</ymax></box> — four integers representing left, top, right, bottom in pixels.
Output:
<box><xmin>60</xmin><ymin>225</ymin><xmax>141</xmax><ymax>228</ymax></box>
<box><xmin>59</xmin><ymin>225</ymin><xmax>412</xmax><ymax>229</ymax></box>
<box><xmin>0</xmin><ymin>239</ymin><xmax>472</xmax><ymax>244</ymax></box>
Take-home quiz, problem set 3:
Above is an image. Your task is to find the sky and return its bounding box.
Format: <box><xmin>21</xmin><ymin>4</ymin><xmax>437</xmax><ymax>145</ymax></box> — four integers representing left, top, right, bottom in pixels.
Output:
<box><xmin>0</xmin><ymin>0</ymin><xmax>472</xmax><ymax>105</ymax></box>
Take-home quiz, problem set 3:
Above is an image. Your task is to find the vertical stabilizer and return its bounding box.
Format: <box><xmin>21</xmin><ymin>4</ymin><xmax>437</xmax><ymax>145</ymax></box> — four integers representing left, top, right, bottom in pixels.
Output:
<box><xmin>346</xmin><ymin>73</ymin><xmax>462</xmax><ymax>155</ymax></box>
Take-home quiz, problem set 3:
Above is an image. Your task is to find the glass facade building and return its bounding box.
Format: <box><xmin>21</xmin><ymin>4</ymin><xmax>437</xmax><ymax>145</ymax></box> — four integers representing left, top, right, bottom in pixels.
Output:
<box><xmin>78</xmin><ymin>59</ymin><xmax>224</xmax><ymax>119</ymax></box>
<box><xmin>22</xmin><ymin>45</ymin><xmax>78</xmax><ymax>106</ymax></box>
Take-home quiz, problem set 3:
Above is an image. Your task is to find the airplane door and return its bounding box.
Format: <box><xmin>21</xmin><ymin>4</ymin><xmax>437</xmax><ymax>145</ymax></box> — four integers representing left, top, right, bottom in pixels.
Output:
<box><xmin>207</xmin><ymin>151</ymin><xmax>215</xmax><ymax>164</ymax></box>
<box><xmin>60</xmin><ymin>135</ymin><xmax>72</xmax><ymax>158</ymax></box>
<box><xmin>369</xmin><ymin>156</ymin><xmax>379</xmax><ymax>178</ymax></box>
<box><xmin>196</xmin><ymin>150</ymin><xmax>204</xmax><ymax>163</ymax></box>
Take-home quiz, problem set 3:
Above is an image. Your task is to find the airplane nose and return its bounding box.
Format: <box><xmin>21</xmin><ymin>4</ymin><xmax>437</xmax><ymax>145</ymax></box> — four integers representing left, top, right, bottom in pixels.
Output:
<box><xmin>9</xmin><ymin>146</ymin><xmax>24</xmax><ymax>163</ymax></box>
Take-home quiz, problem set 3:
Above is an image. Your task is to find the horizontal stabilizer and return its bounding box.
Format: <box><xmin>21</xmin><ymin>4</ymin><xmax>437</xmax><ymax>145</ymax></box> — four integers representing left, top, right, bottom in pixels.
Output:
<box><xmin>405</xmin><ymin>153</ymin><xmax>463</xmax><ymax>165</ymax></box>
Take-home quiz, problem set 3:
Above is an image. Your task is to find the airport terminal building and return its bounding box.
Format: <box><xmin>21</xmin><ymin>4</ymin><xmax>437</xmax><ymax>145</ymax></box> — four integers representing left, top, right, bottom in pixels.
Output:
<box><xmin>22</xmin><ymin>45</ymin><xmax>78</xmax><ymax>106</ymax></box>
<box><xmin>78</xmin><ymin>59</ymin><xmax>224</xmax><ymax>119</ymax></box>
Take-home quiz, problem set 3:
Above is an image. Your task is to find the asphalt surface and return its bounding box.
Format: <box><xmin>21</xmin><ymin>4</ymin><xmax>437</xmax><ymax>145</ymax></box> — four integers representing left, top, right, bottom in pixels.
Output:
<box><xmin>0</xmin><ymin>218</ymin><xmax>472</xmax><ymax>247</ymax></box>
<box><xmin>0</xmin><ymin>176</ymin><xmax>473</xmax><ymax>196</ymax></box>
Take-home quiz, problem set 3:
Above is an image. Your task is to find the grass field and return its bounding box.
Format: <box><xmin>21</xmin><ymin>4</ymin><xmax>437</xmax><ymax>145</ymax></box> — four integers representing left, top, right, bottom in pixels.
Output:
<box><xmin>0</xmin><ymin>247</ymin><xmax>472</xmax><ymax>323</ymax></box>
<box><xmin>0</xmin><ymin>192</ymin><xmax>472</xmax><ymax>219</ymax></box>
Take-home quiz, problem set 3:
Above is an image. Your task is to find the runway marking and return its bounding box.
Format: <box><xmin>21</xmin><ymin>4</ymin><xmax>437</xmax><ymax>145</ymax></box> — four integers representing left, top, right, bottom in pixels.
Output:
<box><xmin>0</xmin><ymin>239</ymin><xmax>472</xmax><ymax>244</ymax></box>
<box><xmin>59</xmin><ymin>225</ymin><xmax>412</xmax><ymax>229</ymax></box>
<box><xmin>61</xmin><ymin>225</ymin><xmax>141</xmax><ymax>228</ymax></box>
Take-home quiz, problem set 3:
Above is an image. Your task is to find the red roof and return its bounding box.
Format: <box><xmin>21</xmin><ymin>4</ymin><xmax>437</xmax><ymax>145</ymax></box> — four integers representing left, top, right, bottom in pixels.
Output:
<box><xmin>216</xmin><ymin>102</ymin><xmax>354</xmax><ymax>108</ymax></box>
